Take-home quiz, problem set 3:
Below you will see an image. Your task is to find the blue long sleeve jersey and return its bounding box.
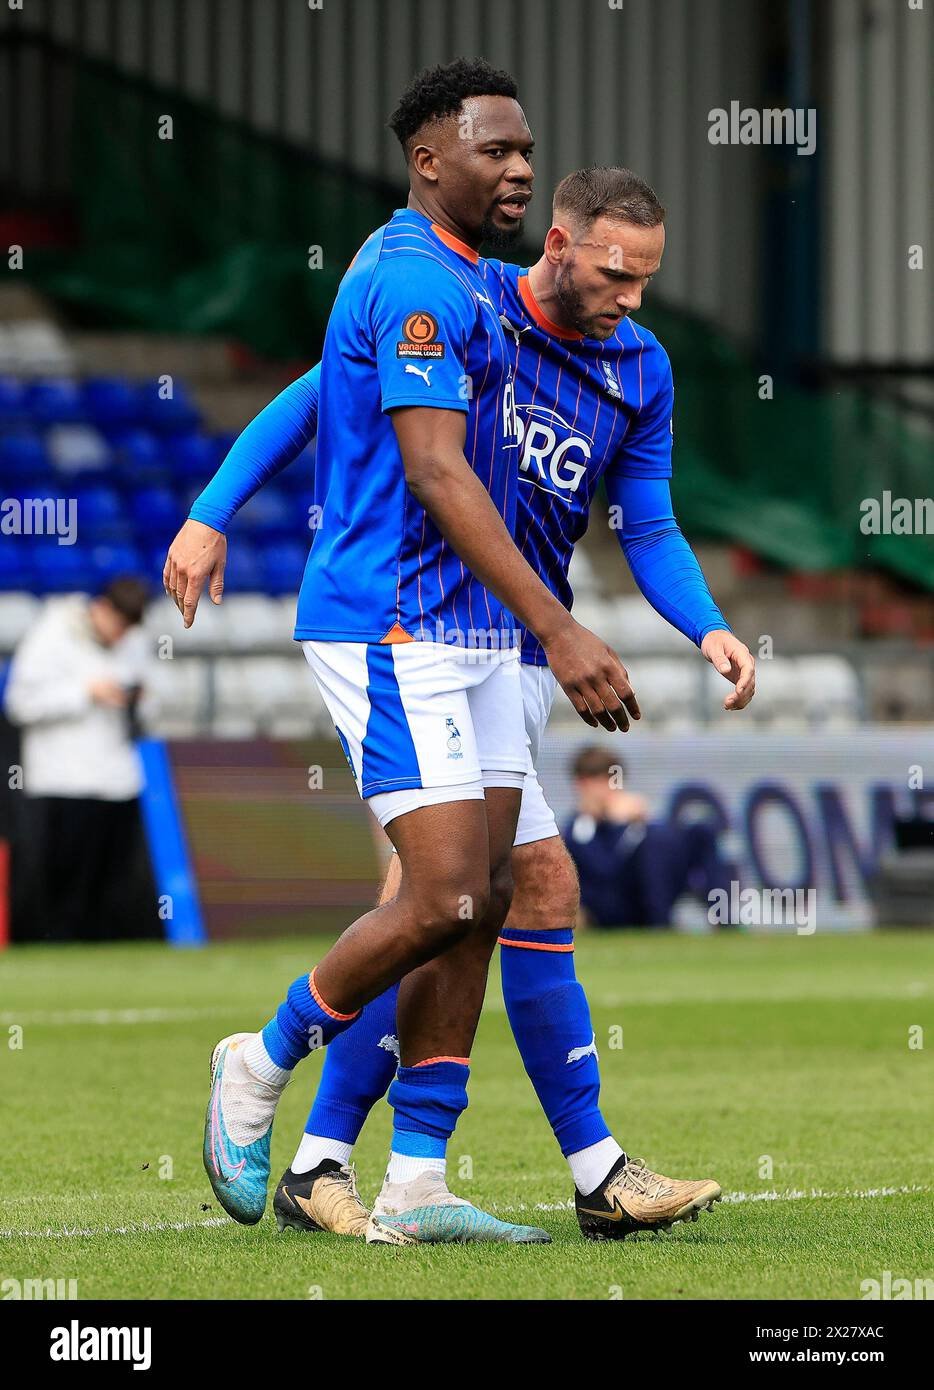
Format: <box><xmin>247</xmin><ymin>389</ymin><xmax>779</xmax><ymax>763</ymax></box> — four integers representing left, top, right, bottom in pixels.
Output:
<box><xmin>189</xmin><ymin>359</ymin><xmax>727</xmax><ymax>652</ymax></box>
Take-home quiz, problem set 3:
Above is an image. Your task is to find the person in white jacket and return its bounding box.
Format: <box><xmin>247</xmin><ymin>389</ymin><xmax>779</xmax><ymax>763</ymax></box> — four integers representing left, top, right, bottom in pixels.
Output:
<box><xmin>4</xmin><ymin>577</ymin><xmax>157</xmax><ymax>941</ymax></box>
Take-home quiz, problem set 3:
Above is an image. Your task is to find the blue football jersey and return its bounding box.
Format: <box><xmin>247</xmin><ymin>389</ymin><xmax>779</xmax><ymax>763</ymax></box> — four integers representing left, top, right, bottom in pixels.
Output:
<box><xmin>294</xmin><ymin>209</ymin><xmax>519</xmax><ymax>648</ymax></box>
<box><xmin>479</xmin><ymin>259</ymin><xmax>675</xmax><ymax>664</ymax></box>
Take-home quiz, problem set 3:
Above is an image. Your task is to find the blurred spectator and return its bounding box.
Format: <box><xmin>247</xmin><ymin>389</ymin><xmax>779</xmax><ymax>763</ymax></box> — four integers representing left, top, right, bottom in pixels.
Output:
<box><xmin>3</xmin><ymin>578</ymin><xmax>159</xmax><ymax>941</ymax></box>
<box><xmin>563</xmin><ymin>746</ymin><xmax>732</xmax><ymax>928</ymax></box>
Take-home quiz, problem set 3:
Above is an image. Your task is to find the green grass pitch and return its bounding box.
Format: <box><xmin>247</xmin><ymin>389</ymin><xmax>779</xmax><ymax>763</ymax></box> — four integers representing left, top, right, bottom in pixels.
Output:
<box><xmin>1</xmin><ymin>930</ymin><xmax>931</xmax><ymax>1300</ymax></box>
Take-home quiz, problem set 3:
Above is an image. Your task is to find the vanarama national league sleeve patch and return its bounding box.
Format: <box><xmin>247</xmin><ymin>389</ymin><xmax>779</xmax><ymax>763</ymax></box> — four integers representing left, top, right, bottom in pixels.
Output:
<box><xmin>372</xmin><ymin>254</ymin><xmax>474</xmax><ymax>412</ymax></box>
<box><xmin>397</xmin><ymin>311</ymin><xmax>445</xmax><ymax>359</ymax></box>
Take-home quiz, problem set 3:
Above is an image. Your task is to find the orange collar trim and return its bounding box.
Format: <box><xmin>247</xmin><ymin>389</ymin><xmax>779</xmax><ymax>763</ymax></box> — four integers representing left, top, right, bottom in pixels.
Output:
<box><xmin>430</xmin><ymin>222</ymin><xmax>480</xmax><ymax>264</ymax></box>
<box><xmin>518</xmin><ymin>274</ymin><xmax>583</xmax><ymax>341</ymax></box>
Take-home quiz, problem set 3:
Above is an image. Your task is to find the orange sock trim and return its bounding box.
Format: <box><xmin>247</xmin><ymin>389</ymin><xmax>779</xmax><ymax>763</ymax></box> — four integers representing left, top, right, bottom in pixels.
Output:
<box><xmin>497</xmin><ymin>936</ymin><xmax>574</xmax><ymax>952</ymax></box>
<box><xmin>308</xmin><ymin>968</ymin><xmax>360</xmax><ymax>1021</ymax></box>
<box><xmin>411</xmin><ymin>1055</ymin><xmax>470</xmax><ymax>1067</ymax></box>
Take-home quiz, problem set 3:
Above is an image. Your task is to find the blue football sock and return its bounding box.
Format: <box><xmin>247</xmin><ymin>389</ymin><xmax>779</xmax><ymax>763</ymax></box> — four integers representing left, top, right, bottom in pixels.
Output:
<box><xmin>499</xmin><ymin>927</ymin><xmax>612</xmax><ymax>1156</ymax></box>
<box><xmin>388</xmin><ymin>1058</ymin><xmax>470</xmax><ymax>1161</ymax></box>
<box><xmin>261</xmin><ymin>969</ymin><xmax>360</xmax><ymax>1071</ymax></box>
<box><xmin>305</xmin><ymin>983</ymin><xmax>400</xmax><ymax>1144</ymax></box>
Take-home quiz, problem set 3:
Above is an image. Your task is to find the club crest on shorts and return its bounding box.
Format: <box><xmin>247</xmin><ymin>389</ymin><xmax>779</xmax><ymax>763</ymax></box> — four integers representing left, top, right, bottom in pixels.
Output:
<box><xmin>445</xmin><ymin>716</ymin><xmax>463</xmax><ymax>758</ymax></box>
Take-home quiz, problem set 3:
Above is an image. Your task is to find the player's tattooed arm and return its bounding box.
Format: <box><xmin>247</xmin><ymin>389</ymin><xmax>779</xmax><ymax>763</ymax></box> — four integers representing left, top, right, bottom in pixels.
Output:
<box><xmin>391</xmin><ymin>405</ymin><xmax>640</xmax><ymax>733</ymax></box>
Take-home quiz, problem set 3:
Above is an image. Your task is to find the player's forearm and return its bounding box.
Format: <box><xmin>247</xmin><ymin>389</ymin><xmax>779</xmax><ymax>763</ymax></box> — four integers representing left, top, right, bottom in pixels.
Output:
<box><xmin>609</xmin><ymin>474</ymin><xmax>728</xmax><ymax>646</ymax></box>
<box><xmin>621</xmin><ymin>521</ymin><xmax>729</xmax><ymax>647</ymax></box>
<box><xmin>188</xmin><ymin>367</ymin><xmax>320</xmax><ymax>532</ymax></box>
<box><xmin>407</xmin><ymin>458</ymin><xmax>572</xmax><ymax>643</ymax></box>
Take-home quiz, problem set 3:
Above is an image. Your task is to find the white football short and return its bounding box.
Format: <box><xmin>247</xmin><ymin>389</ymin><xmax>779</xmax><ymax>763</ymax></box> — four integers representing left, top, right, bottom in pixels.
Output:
<box><xmin>514</xmin><ymin>662</ymin><xmax>561</xmax><ymax>847</ymax></box>
<box><xmin>302</xmin><ymin>640</ymin><xmax>528</xmax><ymax>829</ymax></box>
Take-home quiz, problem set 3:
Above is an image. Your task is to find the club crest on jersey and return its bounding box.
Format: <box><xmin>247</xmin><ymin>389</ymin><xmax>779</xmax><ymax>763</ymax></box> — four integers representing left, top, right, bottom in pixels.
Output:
<box><xmin>445</xmin><ymin>716</ymin><xmax>463</xmax><ymax>758</ymax></box>
<box><xmin>600</xmin><ymin>361</ymin><xmax>622</xmax><ymax>398</ymax></box>
<box><xmin>397</xmin><ymin>310</ymin><xmax>445</xmax><ymax>359</ymax></box>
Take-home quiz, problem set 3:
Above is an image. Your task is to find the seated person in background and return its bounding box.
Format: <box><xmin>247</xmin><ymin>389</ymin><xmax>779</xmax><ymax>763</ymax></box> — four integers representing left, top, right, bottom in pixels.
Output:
<box><xmin>3</xmin><ymin>577</ymin><xmax>159</xmax><ymax>942</ymax></box>
<box><xmin>563</xmin><ymin>746</ymin><xmax>731</xmax><ymax>928</ymax></box>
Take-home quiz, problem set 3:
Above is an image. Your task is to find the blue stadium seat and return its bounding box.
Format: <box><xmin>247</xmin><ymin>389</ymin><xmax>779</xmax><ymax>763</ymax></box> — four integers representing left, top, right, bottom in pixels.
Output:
<box><xmin>174</xmin><ymin>481</ymin><xmax>204</xmax><ymax>516</ymax></box>
<box><xmin>139</xmin><ymin>380</ymin><xmax>201</xmax><ymax>435</ymax></box>
<box><xmin>0</xmin><ymin>366</ymin><xmax>314</xmax><ymax>604</ymax></box>
<box><xmin>83</xmin><ymin>377</ymin><xmax>143</xmax><ymax>434</ymax></box>
<box><xmin>131</xmin><ymin>485</ymin><xmax>182</xmax><ymax>537</ymax></box>
<box><xmin>0</xmin><ymin>542</ymin><xmax>36</xmax><ymax>592</ymax></box>
<box><xmin>212</xmin><ymin>430</ymin><xmax>239</xmax><ymax>461</ymax></box>
<box><xmin>145</xmin><ymin>546</ymin><xmax>170</xmax><ymax>589</ymax></box>
<box><xmin>65</xmin><ymin>464</ymin><xmax>123</xmax><ymax>493</ymax></box>
<box><xmin>72</xmin><ymin>484</ymin><xmax>131</xmax><ymax>542</ymax></box>
<box><xmin>29</xmin><ymin>542</ymin><xmax>92</xmax><ymax>594</ymax></box>
<box><xmin>27</xmin><ymin>378</ymin><xmax>85</xmax><ymax>425</ymax></box>
<box><xmin>236</xmin><ymin>487</ymin><xmax>294</xmax><ymax>536</ymax></box>
<box><xmin>167</xmin><ymin>433</ymin><xmax>219</xmax><ymax>485</ymax></box>
<box><xmin>0</xmin><ymin>436</ymin><xmax>53</xmax><ymax>497</ymax></box>
<box><xmin>0</xmin><ymin>433</ymin><xmax>52</xmax><ymax>485</ymax></box>
<box><xmin>221</xmin><ymin>540</ymin><xmax>265</xmax><ymax>592</ymax></box>
<box><xmin>111</xmin><ymin>428</ymin><xmax>160</xmax><ymax>465</ymax></box>
<box><xmin>0</xmin><ymin>377</ymin><xmax>27</xmax><ymax>425</ymax></box>
<box><xmin>110</xmin><ymin>429</ymin><xmax>167</xmax><ymax>487</ymax></box>
<box><xmin>90</xmin><ymin>542</ymin><xmax>146</xmax><ymax>583</ymax></box>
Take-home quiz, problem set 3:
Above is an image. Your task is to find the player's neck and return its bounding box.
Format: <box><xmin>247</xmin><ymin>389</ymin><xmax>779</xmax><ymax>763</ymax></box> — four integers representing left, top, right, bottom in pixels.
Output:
<box><xmin>405</xmin><ymin>193</ymin><xmax>481</xmax><ymax>254</ymax></box>
<box><xmin>526</xmin><ymin>257</ymin><xmax>575</xmax><ymax>334</ymax></box>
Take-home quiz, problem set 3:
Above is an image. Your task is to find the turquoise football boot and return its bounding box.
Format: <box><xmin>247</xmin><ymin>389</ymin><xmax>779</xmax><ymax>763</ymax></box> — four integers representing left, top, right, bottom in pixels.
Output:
<box><xmin>365</xmin><ymin>1172</ymin><xmax>550</xmax><ymax>1245</ymax></box>
<box><xmin>203</xmin><ymin>1033</ymin><xmax>279</xmax><ymax>1225</ymax></box>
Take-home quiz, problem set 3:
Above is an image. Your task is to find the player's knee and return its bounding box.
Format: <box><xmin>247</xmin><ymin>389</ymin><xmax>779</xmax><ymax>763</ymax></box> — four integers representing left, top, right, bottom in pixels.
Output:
<box><xmin>407</xmin><ymin>865</ymin><xmax>491</xmax><ymax>952</ymax></box>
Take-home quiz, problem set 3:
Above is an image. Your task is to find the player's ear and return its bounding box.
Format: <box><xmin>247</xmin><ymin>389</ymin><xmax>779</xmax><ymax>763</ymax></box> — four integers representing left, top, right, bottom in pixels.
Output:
<box><xmin>543</xmin><ymin>223</ymin><xmax>572</xmax><ymax>264</ymax></box>
<box><xmin>409</xmin><ymin>142</ymin><xmax>440</xmax><ymax>184</ymax></box>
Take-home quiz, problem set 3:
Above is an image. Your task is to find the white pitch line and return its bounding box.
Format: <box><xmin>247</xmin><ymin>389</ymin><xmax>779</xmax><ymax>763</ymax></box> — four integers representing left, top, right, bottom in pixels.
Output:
<box><xmin>0</xmin><ymin>1007</ymin><xmax>233</xmax><ymax>1026</ymax></box>
<box><xmin>498</xmin><ymin>1183</ymin><xmax>930</xmax><ymax>1214</ymax></box>
<box><xmin>721</xmin><ymin>1184</ymin><xmax>930</xmax><ymax>1204</ymax></box>
<box><xmin>1</xmin><ymin>1184</ymin><xmax>928</xmax><ymax>1240</ymax></box>
<box><xmin>0</xmin><ymin>1216</ymin><xmax>232</xmax><ymax>1240</ymax></box>
<box><xmin>1</xmin><ymin>980</ymin><xmax>926</xmax><ymax>1028</ymax></box>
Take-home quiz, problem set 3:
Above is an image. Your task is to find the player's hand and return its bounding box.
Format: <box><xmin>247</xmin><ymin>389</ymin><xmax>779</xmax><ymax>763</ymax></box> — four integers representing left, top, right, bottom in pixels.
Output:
<box><xmin>543</xmin><ymin>617</ymin><xmax>640</xmax><ymax>731</ymax></box>
<box><xmin>701</xmin><ymin>629</ymin><xmax>756</xmax><ymax>710</ymax></box>
<box><xmin>163</xmin><ymin>520</ymin><xmax>227</xmax><ymax>629</ymax></box>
